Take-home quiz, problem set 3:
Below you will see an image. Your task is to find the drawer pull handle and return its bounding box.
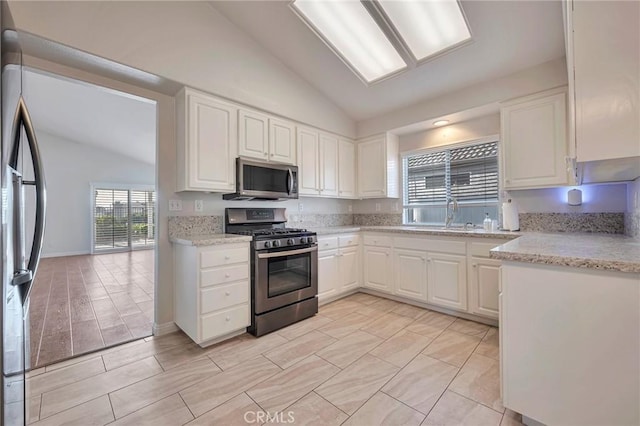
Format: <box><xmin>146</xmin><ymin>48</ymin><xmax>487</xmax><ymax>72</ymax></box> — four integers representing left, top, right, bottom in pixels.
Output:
<box><xmin>225</xmin><ymin>256</ymin><xmax>231</xmax><ymax>260</ymax></box>
<box><xmin>225</xmin><ymin>291</ymin><xmax>230</xmax><ymax>296</ymax></box>
<box><xmin>348</xmin><ymin>240</ymin><xmax>353</xmax><ymax>243</ymax></box>
<box><xmin>472</xmin><ymin>264</ymin><xmax>477</xmax><ymax>268</ymax></box>
<box><xmin>225</xmin><ymin>316</ymin><xmax>230</xmax><ymax>321</ymax></box>
<box><xmin>225</xmin><ymin>273</ymin><xmax>230</xmax><ymax>278</ymax></box>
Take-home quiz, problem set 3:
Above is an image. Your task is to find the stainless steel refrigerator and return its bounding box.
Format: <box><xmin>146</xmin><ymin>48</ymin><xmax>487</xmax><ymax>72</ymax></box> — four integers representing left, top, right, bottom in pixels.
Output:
<box><xmin>1</xmin><ymin>3</ymin><xmax>46</xmax><ymax>425</ymax></box>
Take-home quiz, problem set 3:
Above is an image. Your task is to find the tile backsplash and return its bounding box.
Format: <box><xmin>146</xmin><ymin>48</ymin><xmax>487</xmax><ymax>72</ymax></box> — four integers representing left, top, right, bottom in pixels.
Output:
<box><xmin>287</xmin><ymin>213</ymin><xmax>353</xmax><ymax>228</ymax></box>
<box><xmin>353</xmin><ymin>213</ymin><xmax>403</xmax><ymax>226</ymax></box>
<box><xmin>519</xmin><ymin>212</ymin><xmax>625</xmax><ymax>234</ymax></box>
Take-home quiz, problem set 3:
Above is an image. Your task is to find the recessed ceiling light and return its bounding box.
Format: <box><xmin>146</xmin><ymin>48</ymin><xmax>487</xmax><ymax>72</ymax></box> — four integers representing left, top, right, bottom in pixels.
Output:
<box><xmin>291</xmin><ymin>0</ymin><xmax>407</xmax><ymax>83</ymax></box>
<box><xmin>433</xmin><ymin>120</ymin><xmax>450</xmax><ymax>126</ymax></box>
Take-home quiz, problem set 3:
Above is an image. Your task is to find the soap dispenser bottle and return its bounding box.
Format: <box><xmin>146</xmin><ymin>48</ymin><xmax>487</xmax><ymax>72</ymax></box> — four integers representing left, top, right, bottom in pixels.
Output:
<box><xmin>483</xmin><ymin>213</ymin><xmax>492</xmax><ymax>231</ymax></box>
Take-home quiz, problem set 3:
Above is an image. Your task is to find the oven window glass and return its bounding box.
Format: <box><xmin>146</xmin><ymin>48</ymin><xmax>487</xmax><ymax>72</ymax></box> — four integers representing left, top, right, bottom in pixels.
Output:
<box><xmin>267</xmin><ymin>252</ymin><xmax>311</xmax><ymax>297</ymax></box>
<box><xmin>243</xmin><ymin>164</ymin><xmax>290</xmax><ymax>194</ymax></box>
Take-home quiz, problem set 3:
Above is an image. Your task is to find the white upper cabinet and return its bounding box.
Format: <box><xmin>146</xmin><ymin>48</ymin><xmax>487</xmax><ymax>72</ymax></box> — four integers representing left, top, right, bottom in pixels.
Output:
<box><xmin>319</xmin><ymin>133</ymin><xmax>339</xmax><ymax>197</ymax></box>
<box><xmin>239</xmin><ymin>110</ymin><xmax>297</xmax><ymax>165</ymax></box>
<box><xmin>238</xmin><ymin>109</ymin><xmax>269</xmax><ymax>161</ymax></box>
<box><xmin>297</xmin><ymin>127</ymin><xmax>320</xmax><ymax>196</ymax></box>
<box><xmin>269</xmin><ymin>118</ymin><xmax>296</xmax><ymax>165</ymax></box>
<box><xmin>501</xmin><ymin>87</ymin><xmax>571</xmax><ymax>189</ymax></box>
<box><xmin>357</xmin><ymin>133</ymin><xmax>399</xmax><ymax>198</ymax></box>
<box><xmin>338</xmin><ymin>139</ymin><xmax>356</xmax><ymax>199</ymax></box>
<box><xmin>176</xmin><ymin>87</ymin><xmax>237</xmax><ymax>192</ymax></box>
<box><xmin>567</xmin><ymin>0</ymin><xmax>640</xmax><ymax>162</ymax></box>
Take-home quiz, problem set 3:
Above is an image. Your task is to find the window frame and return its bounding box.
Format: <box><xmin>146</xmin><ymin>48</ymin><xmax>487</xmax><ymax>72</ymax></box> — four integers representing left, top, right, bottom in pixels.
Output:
<box><xmin>401</xmin><ymin>135</ymin><xmax>501</xmax><ymax>224</ymax></box>
<box><xmin>90</xmin><ymin>182</ymin><xmax>156</xmax><ymax>254</ymax></box>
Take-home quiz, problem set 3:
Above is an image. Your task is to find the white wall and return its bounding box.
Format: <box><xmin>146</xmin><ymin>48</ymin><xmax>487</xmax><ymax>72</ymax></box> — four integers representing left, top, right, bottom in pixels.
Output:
<box><xmin>34</xmin><ymin>131</ymin><xmax>155</xmax><ymax>257</ymax></box>
<box><xmin>173</xmin><ymin>193</ymin><xmax>353</xmax><ymax>217</ymax></box>
<box><xmin>354</xmin><ymin>114</ymin><xmax>629</xmax><ymax>215</ymax></box>
<box><xmin>7</xmin><ymin>1</ymin><xmax>355</xmax><ymax>138</ymax></box>
<box><xmin>357</xmin><ymin>57</ymin><xmax>568</xmax><ymax>138</ymax></box>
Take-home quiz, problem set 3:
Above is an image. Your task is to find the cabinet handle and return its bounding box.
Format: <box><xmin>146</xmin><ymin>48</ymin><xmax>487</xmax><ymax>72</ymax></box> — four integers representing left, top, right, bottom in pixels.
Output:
<box><xmin>225</xmin><ymin>256</ymin><xmax>231</xmax><ymax>260</ymax></box>
<box><xmin>427</xmin><ymin>258</ymin><xmax>432</xmax><ymax>262</ymax></box>
<box><xmin>225</xmin><ymin>291</ymin><xmax>231</xmax><ymax>296</ymax></box>
<box><xmin>225</xmin><ymin>273</ymin><xmax>230</xmax><ymax>278</ymax></box>
<box><xmin>505</xmin><ymin>179</ymin><xmax>511</xmax><ymax>183</ymax></box>
<box><xmin>263</xmin><ymin>152</ymin><xmax>268</xmax><ymax>156</ymax></box>
<box><xmin>225</xmin><ymin>316</ymin><xmax>230</xmax><ymax>322</ymax></box>
<box><xmin>421</xmin><ymin>257</ymin><xmax>426</xmax><ymax>262</ymax></box>
<box><xmin>348</xmin><ymin>240</ymin><xmax>353</xmax><ymax>244</ymax></box>
<box><xmin>472</xmin><ymin>263</ymin><xmax>477</xmax><ymax>268</ymax></box>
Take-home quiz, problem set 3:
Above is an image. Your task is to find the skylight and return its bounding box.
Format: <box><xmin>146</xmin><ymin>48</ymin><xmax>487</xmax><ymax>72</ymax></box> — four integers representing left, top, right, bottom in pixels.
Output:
<box><xmin>290</xmin><ymin>0</ymin><xmax>472</xmax><ymax>85</ymax></box>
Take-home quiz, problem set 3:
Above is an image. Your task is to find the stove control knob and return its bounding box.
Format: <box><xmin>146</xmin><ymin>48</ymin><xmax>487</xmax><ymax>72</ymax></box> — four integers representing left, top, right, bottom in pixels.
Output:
<box><xmin>272</xmin><ymin>240</ymin><xmax>281</xmax><ymax>247</ymax></box>
<box><xmin>263</xmin><ymin>241</ymin><xmax>271</xmax><ymax>248</ymax></box>
<box><xmin>287</xmin><ymin>238</ymin><xmax>295</xmax><ymax>246</ymax></box>
<box><xmin>300</xmin><ymin>237</ymin><xmax>308</xmax><ymax>244</ymax></box>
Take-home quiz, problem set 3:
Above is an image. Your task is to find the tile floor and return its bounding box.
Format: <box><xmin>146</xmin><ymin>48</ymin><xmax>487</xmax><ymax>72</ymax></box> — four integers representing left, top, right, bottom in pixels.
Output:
<box><xmin>26</xmin><ymin>293</ymin><xmax>523</xmax><ymax>426</ymax></box>
<box><xmin>28</xmin><ymin>250</ymin><xmax>155</xmax><ymax>368</ymax></box>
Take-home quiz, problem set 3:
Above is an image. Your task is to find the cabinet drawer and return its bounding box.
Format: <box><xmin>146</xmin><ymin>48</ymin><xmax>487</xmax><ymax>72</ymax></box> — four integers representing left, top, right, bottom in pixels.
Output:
<box><xmin>338</xmin><ymin>234</ymin><xmax>360</xmax><ymax>247</ymax></box>
<box><xmin>200</xmin><ymin>304</ymin><xmax>249</xmax><ymax>341</ymax></box>
<box><xmin>200</xmin><ymin>247</ymin><xmax>248</xmax><ymax>268</ymax></box>
<box><xmin>469</xmin><ymin>241</ymin><xmax>503</xmax><ymax>258</ymax></box>
<box><xmin>318</xmin><ymin>236</ymin><xmax>339</xmax><ymax>251</ymax></box>
<box><xmin>200</xmin><ymin>281</ymin><xmax>249</xmax><ymax>314</ymax></box>
<box><xmin>363</xmin><ymin>235</ymin><xmax>392</xmax><ymax>247</ymax></box>
<box><xmin>200</xmin><ymin>264</ymin><xmax>248</xmax><ymax>287</ymax></box>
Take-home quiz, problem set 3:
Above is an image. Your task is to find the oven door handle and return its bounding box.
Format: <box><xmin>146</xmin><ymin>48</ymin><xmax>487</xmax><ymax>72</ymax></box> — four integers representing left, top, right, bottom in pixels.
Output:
<box><xmin>257</xmin><ymin>245</ymin><xmax>317</xmax><ymax>259</ymax></box>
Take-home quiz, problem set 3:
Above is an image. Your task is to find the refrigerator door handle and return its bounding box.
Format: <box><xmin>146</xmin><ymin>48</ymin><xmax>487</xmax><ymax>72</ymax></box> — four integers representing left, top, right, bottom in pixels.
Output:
<box><xmin>9</xmin><ymin>97</ymin><xmax>46</xmax><ymax>299</ymax></box>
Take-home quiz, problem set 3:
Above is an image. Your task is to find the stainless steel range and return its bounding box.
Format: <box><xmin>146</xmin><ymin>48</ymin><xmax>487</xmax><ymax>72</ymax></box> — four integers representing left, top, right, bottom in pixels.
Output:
<box><xmin>225</xmin><ymin>208</ymin><xmax>318</xmax><ymax>337</ymax></box>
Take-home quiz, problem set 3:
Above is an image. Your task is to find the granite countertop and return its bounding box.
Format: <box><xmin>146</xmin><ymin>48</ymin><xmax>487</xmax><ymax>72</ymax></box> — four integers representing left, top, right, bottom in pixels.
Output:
<box><xmin>311</xmin><ymin>225</ymin><xmax>519</xmax><ymax>240</ymax></box>
<box><xmin>490</xmin><ymin>233</ymin><xmax>640</xmax><ymax>273</ymax></box>
<box><xmin>170</xmin><ymin>233</ymin><xmax>253</xmax><ymax>246</ymax></box>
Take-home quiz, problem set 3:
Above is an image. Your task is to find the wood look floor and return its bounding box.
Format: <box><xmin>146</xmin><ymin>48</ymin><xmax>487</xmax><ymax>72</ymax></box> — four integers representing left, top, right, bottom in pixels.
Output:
<box><xmin>29</xmin><ymin>251</ymin><xmax>154</xmax><ymax>368</ymax></box>
<box><xmin>26</xmin><ymin>293</ymin><xmax>522</xmax><ymax>426</ymax></box>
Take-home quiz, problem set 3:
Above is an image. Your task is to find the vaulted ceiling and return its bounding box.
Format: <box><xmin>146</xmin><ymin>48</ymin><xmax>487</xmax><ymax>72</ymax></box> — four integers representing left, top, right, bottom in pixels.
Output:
<box><xmin>211</xmin><ymin>0</ymin><xmax>566</xmax><ymax>122</ymax></box>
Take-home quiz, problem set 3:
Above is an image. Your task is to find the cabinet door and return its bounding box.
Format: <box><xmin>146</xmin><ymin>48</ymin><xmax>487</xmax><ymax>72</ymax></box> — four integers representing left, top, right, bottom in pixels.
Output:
<box><xmin>358</xmin><ymin>138</ymin><xmax>386</xmax><ymax>198</ymax></box>
<box><xmin>269</xmin><ymin>118</ymin><xmax>296</xmax><ymax>165</ymax></box>
<box><xmin>338</xmin><ymin>139</ymin><xmax>356</xmax><ymax>198</ymax></box>
<box><xmin>339</xmin><ymin>246</ymin><xmax>359</xmax><ymax>292</ymax></box>
<box><xmin>501</xmin><ymin>90</ymin><xmax>569</xmax><ymax>189</ymax></box>
<box><xmin>297</xmin><ymin>127</ymin><xmax>320</xmax><ymax>195</ymax></box>
<box><xmin>238</xmin><ymin>109</ymin><xmax>269</xmax><ymax>160</ymax></box>
<box><xmin>363</xmin><ymin>246</ymin><xmax>392</xmax><ymax>294</ymax></box>
<box><xmin>187</xmin><ymin>93</ymin><xmax>237</xmax><ymax>191</ymax></box>
<box><xmin>318</xmin><ymin>249</ymin><xmax>339</xmax><ymax>302</ymax></box>
<box><xmin>573</xmin><ymin>1</ymin><xmax>640</xmax><ymax>162</ymax></box>
<box><xmin>394</xmin><ymin>249</ymin><xmax>428</xmax><ymax>302</ymax></box>
<box><xmin>469</xmin><ymin>257</ymin><xmax>500</xmax><ymax>319</ymax></box>
<box><xmin>427</xmin><ymin>252</ymin><xmax>467</xmax><ymax>310</ymax></box>
<box><xmin>319</xmin><ymin>133</ymin><xmax>339</xmax><ymax>197</ymax></box>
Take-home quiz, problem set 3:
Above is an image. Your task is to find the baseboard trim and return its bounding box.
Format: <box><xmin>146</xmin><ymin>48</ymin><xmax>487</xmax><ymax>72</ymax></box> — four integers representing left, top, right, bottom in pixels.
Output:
<box><xmin>153</xmin><ymin>322</ymin><xmax>179</xmax><ymax>336</ymax></box>
<box><xmin>42</xmin><ymin>250</ymin><xmax>91</xmax><ymax>258</ymax></box>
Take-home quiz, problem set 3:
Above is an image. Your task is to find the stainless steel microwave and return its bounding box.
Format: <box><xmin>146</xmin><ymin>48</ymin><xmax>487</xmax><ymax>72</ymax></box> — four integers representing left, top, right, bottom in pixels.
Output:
<box><xmin>223</xmin><ymin>158</ymin><xmax>299</xmax><ymax>200</ymax></box>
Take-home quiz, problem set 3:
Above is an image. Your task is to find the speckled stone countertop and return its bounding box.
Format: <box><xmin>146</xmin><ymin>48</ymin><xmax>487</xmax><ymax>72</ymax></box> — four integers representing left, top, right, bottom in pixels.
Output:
<box><xmin>490</xmin><ymin>233</ymin><xmax>640</xmax><ymax>273</ymax></box>
<box><xmin>311</xmin><ymin>225</ymin><xmax>519</xmax><ymax>240</ymax></box>
<box><xmin>170</xmin><ymin>234</ymin><xmax>253</xmax><ymax>246</ymax></box>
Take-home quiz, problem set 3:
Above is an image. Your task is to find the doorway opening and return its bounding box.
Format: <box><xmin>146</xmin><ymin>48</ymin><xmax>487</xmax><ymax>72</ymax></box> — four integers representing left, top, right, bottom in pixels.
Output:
<box><xmin>23</xmin><ymin>69</ymin><xmax>158</xmax><ymax>368</ymax></box>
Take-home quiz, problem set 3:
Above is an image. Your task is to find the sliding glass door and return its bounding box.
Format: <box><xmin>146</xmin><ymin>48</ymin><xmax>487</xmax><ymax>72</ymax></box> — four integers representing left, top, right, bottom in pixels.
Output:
<box><xmin>93</xmin><ymin>188</ymin><xmax>155</xmax><ymax>253</ymax></box>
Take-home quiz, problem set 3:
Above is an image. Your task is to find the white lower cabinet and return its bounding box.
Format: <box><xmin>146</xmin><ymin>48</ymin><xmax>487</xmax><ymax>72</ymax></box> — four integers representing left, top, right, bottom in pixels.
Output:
<box><xmin>363</xmin><ymin>246</ymin><xmax>393</xmax><ymax>294</ymax></box>
<box><xmin>394</xmin><ymin>249</ymin><xmax>428</xmax><ymax>302</ymax></box>
<box><xmin>427</xmin><ymin>253</ymin><xmax>467</xmax><ymax>311</ymax></box>
<box><xmin>317</xmin><ymin>235</ymin><xmax>360</xmax><ymax>302</ymax></box>
<box><xmin>468</xmin><ymin>257</ymin><xmax>501</xmax><ymax>319</ymax></box>
<box><xmin>173</xmin><ymin>242</ymin><xmax>250</xmax><ymax>346</ymax></box>
<box><xmin>318</xmin><ymin>248</ymin><xmax>339</xmax><ymax>301</ymax></box>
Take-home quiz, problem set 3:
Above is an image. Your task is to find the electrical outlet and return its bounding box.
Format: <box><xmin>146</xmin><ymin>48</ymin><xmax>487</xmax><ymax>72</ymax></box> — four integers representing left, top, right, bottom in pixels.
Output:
<box><xmin>298</xmin><ymin>203</ymin><xmax>304</xmax><ymax>212</ymax></box>
<box><xmin>195</xmin><ymin>200</ymin><xmax>204</xmax><ymax>212</ymax></box>
<box><xmin>348</xmin><ymin>204</ymin><xmax>353</xmax><ymax>213</ymax></box>
<box><xmin>375</xmin><ymin>203</ymin><xmax>381</xmax><ymax>212</ymax></box>
<box><xmin>168</xmin><ymin>199</ymin><xmax>182</xmax><ymax>211</ymax></box>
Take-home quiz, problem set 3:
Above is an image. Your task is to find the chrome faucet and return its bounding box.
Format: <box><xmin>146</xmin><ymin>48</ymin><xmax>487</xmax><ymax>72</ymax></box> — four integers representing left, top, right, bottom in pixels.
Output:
<box><xmin>445</xmin><ymin>197</ymin><xmax>458</xmax><ymax>228</ymax></box>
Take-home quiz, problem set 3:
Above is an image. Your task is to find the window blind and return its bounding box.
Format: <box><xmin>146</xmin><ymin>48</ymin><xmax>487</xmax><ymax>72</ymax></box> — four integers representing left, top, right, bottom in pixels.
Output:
<box><xmin>405</xmin><ymin>141</ymin><xmax>498</xmax><ymax>205</ymax></box>
<box><xmin>130</xmin><ymin>190</ymin><xmax>155</xmax><ymax>248</ymax></box>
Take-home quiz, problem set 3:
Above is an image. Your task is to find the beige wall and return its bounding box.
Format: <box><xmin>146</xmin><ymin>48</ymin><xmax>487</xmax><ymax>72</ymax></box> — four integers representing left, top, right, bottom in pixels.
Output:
<box><xmin>357</xmin><ymin>57</ymin><xmax>568</xmax><ymax>138</ymax></box>
<box><xmin>8</xmin><ymin>1</ymin><xmax>355</xmax><ymax>137</ymax></box>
